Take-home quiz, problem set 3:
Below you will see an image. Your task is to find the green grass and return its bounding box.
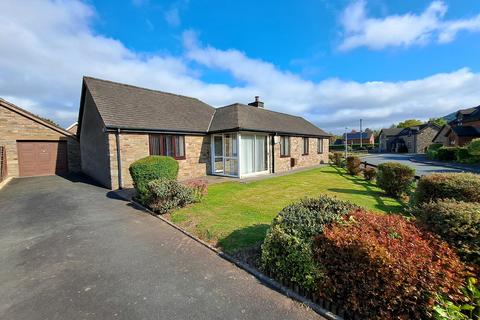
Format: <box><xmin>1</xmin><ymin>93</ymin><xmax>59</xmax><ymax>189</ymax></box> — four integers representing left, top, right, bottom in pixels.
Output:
<box><xmin>170</xmin><ymin>165</ymin><xmax>404</xmax><ymax>253</ymax></box>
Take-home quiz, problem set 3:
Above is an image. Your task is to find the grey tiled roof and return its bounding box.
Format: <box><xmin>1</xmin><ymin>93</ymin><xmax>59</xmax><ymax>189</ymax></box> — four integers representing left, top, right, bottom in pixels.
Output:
<box><xmin>450</xmin><ymin>125</ymin><xmax>480</xmax><ymax>137</ymax></box>
<box><xmin>379</xmin><ymin>128</ymin><xmax>403</xmax><ymax>136</ymax></box>
<box><xmin>209</xmin><ymin>103</ymin><xmax>330</xmax><ymax>137</ymax></box>
<box><xmin>84</xmin><ymin>77</ymin><xmax>216</xmax><ymax>133</ymax></box>
<box><xmin>83</xmin><ymin>77</ymin><xmax>330</xmax><ymax>137</ymax></box>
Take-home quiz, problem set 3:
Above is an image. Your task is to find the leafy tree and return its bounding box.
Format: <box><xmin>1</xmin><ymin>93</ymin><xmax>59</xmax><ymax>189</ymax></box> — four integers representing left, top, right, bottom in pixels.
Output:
<box><xmin>429</xmin><ymin>117</ymin><xmax>447</xmax><ymax>127</ymax></box>
<box><xmin>396</xmin><ymin>119</ymin><xmax>424</xmax><ymax>128</ymax></box>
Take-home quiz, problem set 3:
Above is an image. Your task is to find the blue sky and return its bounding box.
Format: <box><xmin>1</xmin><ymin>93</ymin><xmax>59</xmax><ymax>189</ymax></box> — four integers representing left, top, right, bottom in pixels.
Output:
<box><xmin>1</xmin><ymin>0</ymin><xmax>480</xmax><ymax>133</ymax></box>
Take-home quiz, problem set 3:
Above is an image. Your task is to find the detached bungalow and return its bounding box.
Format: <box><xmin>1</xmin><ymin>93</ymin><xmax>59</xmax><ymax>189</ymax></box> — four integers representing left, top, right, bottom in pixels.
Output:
<box><xmin>78</xmin><ymin>77</ymin><xmax>330</xmax><ymax>189</ymax></box>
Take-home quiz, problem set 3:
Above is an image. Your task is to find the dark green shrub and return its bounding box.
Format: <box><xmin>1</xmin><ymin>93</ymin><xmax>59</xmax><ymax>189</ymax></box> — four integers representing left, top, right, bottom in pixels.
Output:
<box><xmin>456</xmin><ymin>147</ymin><xmax>470</xmax><ymax>162</ymax></box>
<box><xmin>413</xmin><ymin>200</ymin><xmax>480</xmax><ymax>265</ymax></box>
<box><xmin>377</xmin><ymin>162</ymin><xmax>416</xmax><ymax>197</ymax></box>
<box><xmin>314</xmin><ymin>210</ymin><xmax>466</xmax><ymax>319</ymax></box>
<box><xmin>468</xmin><ymin>138</ymin><xmax>480</xmax><ymax>156</ymax></box>
<box><xmin>147</xmin><ymin>178</ymin><xmax>195</xmax><ymax>214</ymax></box>
<box><xmin>129</xmin><ymin>156</ymin><xmax>179</xmax><ymax>204</ymax></box>
<box><xmin>437</xmin><ymin>147</ymin><xmax>458</xmax><ymax>161</ymax></box>
<box><xmin>261</xmin><ymin>196</ymin><xmax>358</xmax><ymax>290</ymax></box>
<box><xmin>363</xmin><ymin>167</ymin><xmax>377</xmax><ymax>181</ymax></box>
<box><xmin>427</xmin><ymin>149</ymin><xmax>439</xmax><ymax>160</ymax></box>
<box><xmin>346</xmin><ymin>156</ymin><xmax>362</xmax><ymax>175</ymax></box>
<box><xmin>414</xmin><ymin>172</ymin><xmax>480</xmax><ymax>204</ymax></box>
<box><xmin>429</xmin><ymin>143</ymin><xmax>444</xmax><ymax>151</ymax></box>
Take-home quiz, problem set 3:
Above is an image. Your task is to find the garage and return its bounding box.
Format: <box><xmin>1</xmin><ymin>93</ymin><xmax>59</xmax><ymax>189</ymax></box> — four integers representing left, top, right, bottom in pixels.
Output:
<box><xmin>0</xmin><ymin>98</ymin><xmax>80</xmax><ymax>181</ymax></box>
<box><xmin>17</xmin><ymin>141</ymin><xmax>68</xmax><ymax>177</ymax></box>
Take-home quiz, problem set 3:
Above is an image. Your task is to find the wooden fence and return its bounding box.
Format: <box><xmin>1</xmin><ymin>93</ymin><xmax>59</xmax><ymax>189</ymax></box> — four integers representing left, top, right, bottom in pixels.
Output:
<box><xmin>0</xmin><ymin>146</ymin><xmax>7</xmax><ymax>183</ymax></box>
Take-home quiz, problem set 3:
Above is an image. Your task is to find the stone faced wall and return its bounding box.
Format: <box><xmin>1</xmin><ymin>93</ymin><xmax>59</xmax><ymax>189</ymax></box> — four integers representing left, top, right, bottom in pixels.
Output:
<box><xmin>108</xmin><ymin>133</ymin><xmax>210</xmax><ymax>189</ymax></box>
<box><xmin>274</xmin><ymin>136</ymin><xmax>329</xmax><ymax>173</ymax></box>
<box><xmin>416</xmin><ymin>126</ymin><xmax>439</xmax><ymax>153</ymax></box>
<box><xmin>0</xmin><ymin>105</ymin><xmax>80</xmax><ymax>178</ymax></box>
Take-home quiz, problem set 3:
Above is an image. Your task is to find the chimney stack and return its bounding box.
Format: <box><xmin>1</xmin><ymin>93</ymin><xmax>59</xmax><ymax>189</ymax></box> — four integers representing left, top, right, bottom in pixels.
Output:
<box><xmin>248</xmin><ymin>96</ymin><xmax>264</xmax><ymax>108</ymax></box>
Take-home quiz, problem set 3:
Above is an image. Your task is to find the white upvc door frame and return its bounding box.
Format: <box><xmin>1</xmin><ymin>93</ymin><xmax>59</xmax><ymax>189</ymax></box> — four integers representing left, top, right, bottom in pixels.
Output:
<box><xmin>210</xmin><ymin>133</ymin><xmax>239</xmax><ymax>177</ymax></box>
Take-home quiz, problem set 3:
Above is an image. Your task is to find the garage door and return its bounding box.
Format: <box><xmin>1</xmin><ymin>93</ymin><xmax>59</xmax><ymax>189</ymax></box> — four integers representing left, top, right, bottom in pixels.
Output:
<box><xmin>17</xmin><ymin>141</ymin><xmax>68</xmax><ymax>177</ymax></box>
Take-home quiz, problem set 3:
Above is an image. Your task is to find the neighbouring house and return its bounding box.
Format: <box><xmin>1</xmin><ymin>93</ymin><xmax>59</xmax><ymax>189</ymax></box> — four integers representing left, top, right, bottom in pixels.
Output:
<box><xmin>378</xmin><ymin>128</ymin><xmax>403</xmax><ymax>152</ymax></box>
<box><xmin>436</xmin><ymin>105</ymin><xmax>480</xmax><ymax>146</ymax></box>
<box><xmin>77</xmin><ymin>77</ymin><xmax>331</xmax><ymax>189</ymax></box>
<box><xmin>432</xmin><ymin>124</ymin><xmax>451</xmax><ymax>145</ymax></box>
<box><xmin>0</xmin><ymin>98</ymin><xmax>80</xmax><ymax>179</ymax></box>
<box><xmin>66</xmin><ymin>122</ymin><xmax>78</xmax><ymax>134</ymax></box>
<box><xmin>379</xmin><ymin>123</ymin><xmax>440</xmax><ymax>153</ymax></box>
<box><xmin>341</xmin><ymin>131</ymin><xmax>375</xmax><ymax>145</ymax></box>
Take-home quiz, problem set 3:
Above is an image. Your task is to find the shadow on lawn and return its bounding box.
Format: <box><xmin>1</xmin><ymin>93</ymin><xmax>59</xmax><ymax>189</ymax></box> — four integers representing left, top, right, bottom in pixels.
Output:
<box><xmin>328</xmin><ymin>166</ymin><xmax>406</xmax><ymax>214</ymax></box>
<box><xmin>218</xmin><ymin>224</ymin><xmax>270</xmax><ymax>254</ymax></box>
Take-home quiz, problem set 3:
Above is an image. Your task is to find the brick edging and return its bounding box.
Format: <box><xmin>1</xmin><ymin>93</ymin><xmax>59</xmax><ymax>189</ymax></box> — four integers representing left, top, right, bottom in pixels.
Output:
<box><xmin>123</xmin><ymin>197</ymin><xmax>342</xmax><ymax>320</ymax></box>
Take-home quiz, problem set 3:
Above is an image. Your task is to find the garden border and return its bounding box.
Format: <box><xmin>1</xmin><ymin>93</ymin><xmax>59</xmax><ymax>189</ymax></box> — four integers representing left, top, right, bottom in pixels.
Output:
<box><xmin>121</xmin><ymin>195</ymin><xmax>344</xmax><ymax>320</ymax></box>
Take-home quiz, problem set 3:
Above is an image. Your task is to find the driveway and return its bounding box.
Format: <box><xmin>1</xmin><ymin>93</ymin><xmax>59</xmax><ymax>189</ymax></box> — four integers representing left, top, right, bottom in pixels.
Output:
<box><xmin>360</xmin><ymin>153</ymin><xmax>479</xmax><ymax>176</ymax></box>
<box><xmin>0</xmin><ymin>175</ymin><xmax>321</xmax><ymax>320</ymax></box>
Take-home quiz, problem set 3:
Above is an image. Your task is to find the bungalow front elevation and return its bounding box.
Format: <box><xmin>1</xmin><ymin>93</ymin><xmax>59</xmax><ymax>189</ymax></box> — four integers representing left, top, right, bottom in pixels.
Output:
<box><xmin>78</xmin><ymin>77</ymin><xmax>330</xmax><ymax>189</ymax></box>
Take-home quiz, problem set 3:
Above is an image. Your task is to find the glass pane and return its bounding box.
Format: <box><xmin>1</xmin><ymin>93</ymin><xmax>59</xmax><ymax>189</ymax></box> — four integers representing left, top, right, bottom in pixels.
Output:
<box><xmin>165</xmin><ymin>136</ymin><xmax>174</xmax><ymax>157</ymax></box>
<box><xmin>214</xmin><ymin>157</ymin><xmax>223</xmax><ymax>173</ymax></box>
<box><xmin>224</xmin><ymin>134</ymin><xmax>237</xmax><ymax>157</ymax></box>
<box><xmin>224</xmin><ymin>158</ymin><xmax>238</xmax><ymax>176</ymax></box>
<box><xmin>214</xmin><ymin>136</ymin><xmax>223</xmax><ymax>157</ymax></box>
<box><xmin>176</xmin><ymin>136</ymin><xmax>185</xmax><ymax>157</ymax></box>
<box><xmin>255</xmin><ymin>135</ymin><xmax>267</xmax><ymax>172</ymax></box>
<box><xmin>240</xmin><ymin>135</ymin><xmax>254</xmax><ymax>174</ymax></box>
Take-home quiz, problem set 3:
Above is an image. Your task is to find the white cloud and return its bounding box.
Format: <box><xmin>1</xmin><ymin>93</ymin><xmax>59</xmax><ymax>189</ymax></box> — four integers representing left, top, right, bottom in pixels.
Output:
<box><xmin>339</xmin><ymin>0</ymin><xmax>480</xmax><ymax>50</ymax></box>
<box><xmin>1</xmin><ymin>0</ymin><xmax>480</xmax><ymax>133</ymax></box>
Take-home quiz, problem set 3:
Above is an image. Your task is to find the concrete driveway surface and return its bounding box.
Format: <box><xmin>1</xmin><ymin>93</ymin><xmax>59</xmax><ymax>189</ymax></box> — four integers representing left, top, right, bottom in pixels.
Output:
<box><xmin>0</xmin><ymin>175</ymin><xmax>322</xmax><ymax>320</ymax></box>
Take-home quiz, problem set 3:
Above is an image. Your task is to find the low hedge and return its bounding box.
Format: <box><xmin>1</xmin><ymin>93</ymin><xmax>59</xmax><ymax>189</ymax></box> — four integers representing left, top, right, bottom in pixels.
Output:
<box><xmin>414</xmin><ymin>172</ymin><xmax>480</xmax><ymax>204</ymax></box>
<box><xmin>376</xmin><ymin>162</ymin><xmax>416</xmax><ymax>197</ymax></box>
<box><xmin>147</xmin><ymin>178</ymin><xmax>196</xmax><ymax>214</ymax></box>
<box><xmin>346</xmin><ymin>156</ymin><xmax>362</xmax><ymax>175</ymax></box>
<box><xmin>129</xmin><ymin>156</ymin><xmax>179</xmax><ymax>204</ymax></box>
<box><xmin>413</xmin><ymin>200</ymin><xmax>480</xmax><ymax>266</ymax></box>
<box><xmin>260</xmin><ymin>196</ymin><xmax>358</xmax><ymax>290</ymax></box>
<box><xmin>437</xmin><ymin>147</ymin><xmax>458</xmax><ymax>161</ymax></box>
<box><xmin>468</xmin><ymin>138</ymin><xmax>480</xmax><ymax>156</ymax></box>
<box><xmin>314</xmin><ymin>210</ymin><xmax>467</xmax><ymax>319</ymax></box>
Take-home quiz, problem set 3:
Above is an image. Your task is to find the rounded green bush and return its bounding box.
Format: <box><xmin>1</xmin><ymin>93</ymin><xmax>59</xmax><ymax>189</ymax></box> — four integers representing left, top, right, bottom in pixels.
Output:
<box><xmin>437</xmin><ymin>147</ymin><xmax>458</xmax><ymax>161</ymax></box>
<box><xmin>468</xmin><ymin>138</ymin><xmax>480</xmax><ymax>156</ymax></box>
<box><xmin>129</xmin><ymin>156</ymin><xmax>179</xmax><ymax>204</ymax></box>
<box><xmin>413</xmin><ymin>199</ymin><xmax>480</xmax><ymax>266</ymax></box>
<box><xmin>376</xmin><ymin>162</ymin><xmax>416</xmax><ymax>197</ymax></box>
<box><xmin>414</xmin><ymin>172</ymin><xmax>480</xmax><ymax>204</ymax></box>
<box><xmin>260</xmin><ymin>196</ymin><xmax>359</xmax><ymax>290</ymax></box>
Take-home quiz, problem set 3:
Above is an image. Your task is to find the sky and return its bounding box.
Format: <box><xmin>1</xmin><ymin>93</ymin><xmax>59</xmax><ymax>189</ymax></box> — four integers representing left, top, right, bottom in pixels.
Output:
<box><xmin>1</xmin><ymin>0</ymin><xmax>480</xmax><ymax>134</ymax></box>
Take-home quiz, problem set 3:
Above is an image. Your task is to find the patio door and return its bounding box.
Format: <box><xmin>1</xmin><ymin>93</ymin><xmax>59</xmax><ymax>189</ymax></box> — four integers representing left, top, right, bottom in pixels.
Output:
<box><xmin>212</xmin><ymin>133</ymin><xmax>239</xmax><ymax>176</ymax></box>
<box><xmin>240</xmin><ymin>134</ymin><xmax>267</xmax><ymax>176</ymax></box>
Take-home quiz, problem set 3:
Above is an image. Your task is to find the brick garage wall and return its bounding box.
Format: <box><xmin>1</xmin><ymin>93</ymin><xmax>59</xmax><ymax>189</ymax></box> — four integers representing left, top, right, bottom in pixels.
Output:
<box><xmin>274</xmin><ymin>136</ymin><xmax>329</xmax><ymax>173</ymax></box>
<box><xmin>0</xmin><ymin>105</ymin><xmax>80</xmax><ymax>178</ymax></box>
<box><xmin>108</xmin><ymin>133</ymin><xmax>210</xmax><ymax>189</ymax></box>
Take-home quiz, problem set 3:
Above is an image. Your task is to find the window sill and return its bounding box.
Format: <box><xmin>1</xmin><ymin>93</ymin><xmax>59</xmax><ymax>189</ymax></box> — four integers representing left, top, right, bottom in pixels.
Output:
<box><xmin>280</xmin><ymin>154</ymin><xmax>290</xmax><ymax>158</ymax></box>
<box><xmin>174</xmin><ymin>156</ymin><xmax>186</xmax><ymax>160</ymax></box>
<box><xmin>302</xmin><ymin>153</ymin><xmax>309</xmax><ymax>156</ymax></box>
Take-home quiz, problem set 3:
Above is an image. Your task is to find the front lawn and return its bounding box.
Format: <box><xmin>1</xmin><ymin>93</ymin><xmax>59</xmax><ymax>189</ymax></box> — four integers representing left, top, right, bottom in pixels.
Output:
<box><xmin>170</xmin><ymin>165</ymin><xmax>404</xmax><ymax>253</ymax></box>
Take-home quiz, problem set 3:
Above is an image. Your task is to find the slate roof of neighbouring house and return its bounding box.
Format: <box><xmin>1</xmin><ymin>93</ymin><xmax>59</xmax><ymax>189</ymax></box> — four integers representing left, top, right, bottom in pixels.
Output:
<box><xmin>342</xmin><ymin>132</ymin><xmax>373</xmax><ymax>140</ymax></box>
<box><xmin>80</xmin><ymin>77</ymin><xmax>330</xmax><ymax>137</ymax></box>
<box><xmin>432</xmin><ymin>124</ymin><xmax>451</xmax><ymax>142</ymax></box>
<box><xmin>208</xmin><ymin>103</ymin><xmax>330</xmax><ymax>137</ymax></box>
<box><xmin>450</xmin><ymin>105</ymin><xmax>480</xmax><ymax>125</ymax></box>
<box><xmin>449</xmin><ymin>125</ymin><xmax>480</xmax><ymax>137</ymax></box>
<box><xmin>379</xmin><ymin>128</ymin><xmax>404</xmax><ymax>136</ymax></box>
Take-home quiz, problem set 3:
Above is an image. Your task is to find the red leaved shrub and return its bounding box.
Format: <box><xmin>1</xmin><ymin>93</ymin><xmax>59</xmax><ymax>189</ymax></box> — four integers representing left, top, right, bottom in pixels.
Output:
<box><xmin>314</xmin><ymin>210</ymin><xmax>466</xmax><ymax>320</ymax></box>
